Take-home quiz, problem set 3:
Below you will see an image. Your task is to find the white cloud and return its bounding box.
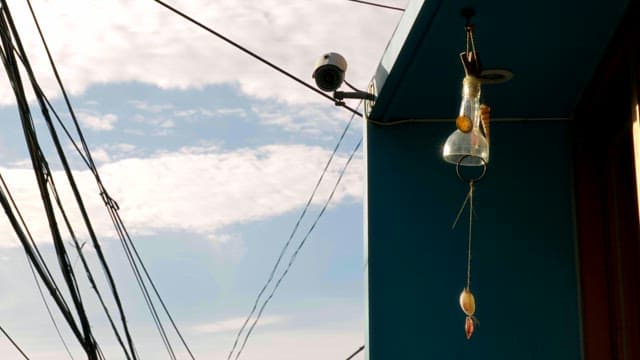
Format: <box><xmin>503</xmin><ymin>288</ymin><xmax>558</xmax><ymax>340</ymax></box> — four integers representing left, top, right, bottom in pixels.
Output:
<box><xmin>90</xmin><ymin>147</ymin><xmax>111</xmax><ymax>163</ymax></box>
<box><xmin>129</xmin><ymin>100</ymin><xmax>175</xmax><ymax>113</ymax></box>
<box><xmin>0</xmin><ymin>0</ymin><xmax>406</xmax><ymax>106</ymax></box>
<box><xmin>0</xmin><ymin>144</ymin><xmax>363</xmax><ymax>247</ymax></box>
<box><xmin>254</xmin><ymin>101</ymin><xmax>363</xmax><ymax>136</ymax></box>
<box><xmin>86</xmin><ymin>143</ymin><xmax>139</xmax><ymax>164</ymax></box>
<box><xmin>173</xmin><ymin>107</ymin><xmax>247</xmax><ymax>119</ymax></box>
<box><xmin>212</xmin><ymin>108</ymin><xmax>247</xmax><ymax>118</ymax></box>
<box><xmin>192</xmin><ymin>315</ymin><xmax>285</xmax><ymax>334</ymax></box>
<box><xmin>78</xmin><ymin>112</ymin><xmax>118</xmax><ymax>131</ymax></box>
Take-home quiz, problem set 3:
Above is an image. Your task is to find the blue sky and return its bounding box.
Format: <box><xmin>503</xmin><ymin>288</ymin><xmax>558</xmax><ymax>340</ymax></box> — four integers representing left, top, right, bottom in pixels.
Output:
<box><xmin>0</xmin><ymin>1</ymin><xmax>406</xmax><ymax>359</ymax></box>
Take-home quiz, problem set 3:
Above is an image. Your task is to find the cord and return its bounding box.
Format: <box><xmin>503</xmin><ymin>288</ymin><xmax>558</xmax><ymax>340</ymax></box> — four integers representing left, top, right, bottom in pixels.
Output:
<box><xmin>27</xmin><ymin>261</ymin><xmax>76</xmax><ymax>360</ymax></box>
<box><xmin>346</xmin><ymin>0</ymin><xmax>404</xmax><ymax>12</ymax></box>
<box><xmin>366</xmin><ymin>116</ymin><xmax>570</xmax><ymax>126</ymax></box>
<box><xmin>17</xmin><ymin>1</ymin><xmax>195</xmax><ymax>357</ymax></box>
<box><xmin>0</xmin><ymin>171</ymin><xmax>81</xmax><ymax>356</ymax></box>
<box><xmin>346</xmin><ymin>345</ymin><xmax>365</xmax><ymax>360</ymax></box>
<box><xmin>0</xmin><ymin>6</ymin><xmax>98</xmax><ymax>358</ymax></box>
<box><xmin>0</xmin><ymin>171</ymin><xmax>75</xmax><ymax>359</ymax></box>
<box><xmin>151</xmin><ymin>0</ymin><xmax>362</xmax><ymax>117</ymax></box>
<box><xmin>227</xmin><ymin>104</ymin><xmax>360</xmax><ymax>359</ymax></box>
<box><xmin>234</xmin><ymin>136</ymin><xmax>363</xmax><ymax>360</ymax></box>
<box><xmin>0</xmin><ymin>325</ymin><xmax>30</xmax><ymax>359</ymax></box>
<box><xmin>24</xmin><ymin>1</ymin><xmax>140</xmax><ymax>357</ymax></box>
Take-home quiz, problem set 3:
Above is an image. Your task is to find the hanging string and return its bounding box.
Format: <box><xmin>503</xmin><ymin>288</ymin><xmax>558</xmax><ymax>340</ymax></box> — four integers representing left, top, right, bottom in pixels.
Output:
<box><xmin>466</xmin><ymin>181</ymin><xmax>474</xmax><ymax>290</ymax></box>
<box><xmin>452</xmin><ymin>157</ymin><xmax>486</xmax><ymax>339</ymax></box>
<box><xmin>451</xmin><ymin>179</ymin><xmax>475</xmax><ymax>290</ymax></box>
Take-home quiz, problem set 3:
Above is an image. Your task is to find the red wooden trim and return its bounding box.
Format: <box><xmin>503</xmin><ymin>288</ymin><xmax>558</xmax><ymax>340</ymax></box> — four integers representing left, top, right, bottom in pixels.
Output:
<box><xmin>573</xmin><ymin>2</ymin><xmax>640</xmax><ymax>358</ymax></box>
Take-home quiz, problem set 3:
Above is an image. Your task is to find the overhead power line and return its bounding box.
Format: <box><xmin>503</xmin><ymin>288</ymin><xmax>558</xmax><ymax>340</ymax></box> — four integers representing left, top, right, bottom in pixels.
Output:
<box><xmin>27</xmin><ymin>261</ymin><xmax>76</xmax><ymax>360</ymax></box>
<box><xmin>346</xmin><ymin>345</ymin><xmax>365</xmax><ymax>360</ymax></box>
<box><xmin>227</xmin><ymin>104</ymin><xmax>360</xmax><ymax>359</ymax></box>
<box><xmin>10</xmin><ymin>45</ymin><xmax>184</xmax><ymax>359</ymax></box>
<box><xmin>0</xmin><ymin>3</ymin><xmax>99</xmax><ymax>358</ymax></box>
<box><xmin>15</xmin><ymin>1</ymin><xmax>196</xmax><ymax>358</ymax></box>
<box><xmin>347</xmin><ymin>0</ymin><xmax>405</xmax><ymax>11</ymax></box>
<box><xmin>23</xmin><ymin>0</ymin><xmax>140</xmax><ymax>358</ymax></box>
<box><xmin>233</xmin><ymin>135</ymin><xmax>364</xmax><ymax>360</ymax></box>
<box><xmin>152</xmin><ymin>0</ymin><xmax>362</xmax><ymax>117</ymax></box>
<box><xmin>0</xmin><ymin>325</ymin><xmax>30</xmax><ymax>360</ymax></box>
<box><xmin>0</xmin><ymin>170</ymin><xmax>75</xmax><ymax>360</ymax></box>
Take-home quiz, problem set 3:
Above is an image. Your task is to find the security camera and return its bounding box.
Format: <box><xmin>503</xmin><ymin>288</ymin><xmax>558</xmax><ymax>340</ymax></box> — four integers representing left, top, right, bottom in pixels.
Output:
<box><xmin>312</xmin><ymin>52</ymin><xmax>347</xmax><ymax>92</ymax></box>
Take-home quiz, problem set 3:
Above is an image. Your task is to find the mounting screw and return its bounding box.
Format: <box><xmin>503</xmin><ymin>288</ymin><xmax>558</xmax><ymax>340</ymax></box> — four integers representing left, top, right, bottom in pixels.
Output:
<box><xmin>460</xmin><ymin>7</ymin><xmax>475</xmax><ymax>25</ymax></box>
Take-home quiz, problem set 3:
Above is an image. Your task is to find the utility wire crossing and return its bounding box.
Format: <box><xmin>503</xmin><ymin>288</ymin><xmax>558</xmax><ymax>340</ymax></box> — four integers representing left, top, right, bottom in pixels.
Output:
<box><xmin>346</xmin><ymin>345</ymin><xmax>365</xmax><ymax>360</ymax></box>
<box><xmin>0</xmin><ymin>325</ymin><xmax>30</xmax><ymax>360</ymax></box>
<box><xmin>347</xmin><ymin>0</ymin><xmax>405</xmax><ymax>12</ymax></box>
<box><xmin>0</xmin><ymin>1</ymin><xmax>196</xmax><ymax>358</ymax></box>
<box><xmin>147</xmin><ymin>1</ymin><xmax>371</xmax><ymax>359</ymax></box>
<box><xmin>152</xmin><ymin>0</ymin><xmax>362</xmax><ymax>117</ymax></box>
<box><xmin>1</xmin><ymin>0</ymin><xmax>379</xmax><ymax>358</ymax></box>
<box><xmin>228</xmin><ymin>103</ymin><xmax>361</xmax><ymax>359</ymax></box>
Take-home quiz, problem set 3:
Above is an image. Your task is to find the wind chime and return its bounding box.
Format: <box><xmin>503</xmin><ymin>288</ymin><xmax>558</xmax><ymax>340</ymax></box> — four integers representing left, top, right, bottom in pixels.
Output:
<box><xmin>442</xmin><ymin>9</ymin><xmax>490</xmax><ymax>340</ymax></box>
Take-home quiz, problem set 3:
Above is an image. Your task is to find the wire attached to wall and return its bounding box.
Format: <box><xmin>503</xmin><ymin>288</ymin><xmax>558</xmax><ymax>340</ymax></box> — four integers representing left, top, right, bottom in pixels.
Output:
<box><xmin>227</xmin><ymin>103</ymin><xmax>361</xmax><ymax>359</ymax></box>
<box><xmin>0</xmin><ymin>324</ymin><xmax>30</xmax><ymax>360</ymax></box>
<box><xmin>346</xmin><ymin>0</ymin><xmax>404</xmax><ymax>12</ymax></box>
<box><xmin>152</xmin><ymin>0</ymin><xmax>362</xmax><ymax>117</ymax></box>
<box><xmin>345</xmin><ymin>345</ymin><xmax>365</xmax><ymax>360</ymax></box>
<box><xmin>233</xmin><ymin>134</ymin><xmax>364</xmax><ymax>360</ymax></box>
<box><xmin>146</xmin><ymin>2</ymin><xmax>374</xmax><ymax>357</ymax></box>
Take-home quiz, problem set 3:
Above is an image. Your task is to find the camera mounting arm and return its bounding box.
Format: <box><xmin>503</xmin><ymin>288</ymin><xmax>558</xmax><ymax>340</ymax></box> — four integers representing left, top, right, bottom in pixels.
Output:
<box><xmin>334</xmin><ymin>90</ymin><xmax>375</xmax><ymax>101</ymax></box>
<box><xmin>333</xmin><ymin>79</ymin><xmax>375</xmax><ymax>106</ymax></box>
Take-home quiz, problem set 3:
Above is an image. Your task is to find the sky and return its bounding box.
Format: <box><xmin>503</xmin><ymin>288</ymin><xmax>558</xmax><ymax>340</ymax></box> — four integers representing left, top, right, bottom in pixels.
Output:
<box><xmin>0</xmin><ymin>0</ymin><xmax>407</xmax><ymax>359</ymax></box>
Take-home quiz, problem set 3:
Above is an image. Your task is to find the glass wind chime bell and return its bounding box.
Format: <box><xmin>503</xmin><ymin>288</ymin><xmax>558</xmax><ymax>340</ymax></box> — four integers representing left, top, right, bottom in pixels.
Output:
<box><xmin>443</xmin><ymin>13</ymin><xmax>491</xmax><ymax>341</ymax></box>
<box><xmin>442</xmin><ymin>21</ymin><xmax>490</xmax><ymax>166</ymax></box>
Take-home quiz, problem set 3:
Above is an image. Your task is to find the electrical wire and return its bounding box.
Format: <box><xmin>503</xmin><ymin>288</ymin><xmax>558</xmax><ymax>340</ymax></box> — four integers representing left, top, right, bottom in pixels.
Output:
<box><xmin>345</xmin><ymin>345</ymin><xmax>365</xmax><ymax>360</ymax></box>
<box><xmin>22</xmin><ymin>1</ymin><xmax>141</xmax><ymax>357</ymax></box>
<box><xmin>0</xmin><ymin>171</ymin><xmax>79</xmax><ymax>359</ymax></box>
<box><xmin>0</xmin><ymin>6</ymin><xmax>96</xmax><ymax>357</ymax></box>
<box><xmin>227</xmin><ymin>109</ymin><xmax>359</xmax><ymax>357</ymax></box>
<box><xmin>6</xmin><ymin>47</ymin><xmax>166</xmax><ymax>359</ymax></box>
<box><xmin>346</xmin><ymin>0</ymin><xmax>404</xmax><ymax>11</ymax></box>
<box><xmin>0</xmin><ymin>172</ymin><xmax>75</xmax><ymax>360</ymax></box>
<box><xmin>0</xmin><ymin>171</ymin><xmax>66</xmax><ymax>318</ymax></box>
<box><xmin>47</xmin><ymin>171</ymin><xmax>134</xmax><ymax>360</ymax></box>
<box><xmin>0</xmin><ymin>174</ymin><xmax>86</xmax><ymax>355</ymax></box>
<box><xmin>3</xmin><ymin>2</ymin><xmax>386</xmax><ymax>359</ymax></box>
<box><xmin>366</xmin><ymin>116</ymin><xmax>570</xmax><ymax>126</ymax></box>
<box><xmin>28</xmin><ymin>40</ymin><xmax>190</xmax><ymax>360</ymax></box>
<box><xmin>151</xmin><ymin>0</ymin><xmax>362</xmax><ymax>117</ymax></box>
<box><xmin>234</xmin><ymin>136</ymin><xmax>364</xmax><ymax>360</ymax></box>
<box><xmin>27</xmin><ymin>261</ymin><xmax>76</xmax><ymax>360</ymax></box>
<box><xmin>1</xmin><ymin>6</ymin><xmax>129</xmax><ymax>358</ymax></box>
<box><xmin>0</xmin><ymin>324</ymin><xmax>30</xmax><ymax>360</ymax></box>
<box><xmin>22</xmin><ymin>38</ymin><xmax>191</xmax><ymax>360</ymax></box>
<box><xmin>17</xmin><ymin>1</ymin><xmax>195</xmax><ymax>357</ymax></box>
<box><xmin>227</xmin><ymin>104</ymin><xmax>360</xmax><ymax>359</ymax></box>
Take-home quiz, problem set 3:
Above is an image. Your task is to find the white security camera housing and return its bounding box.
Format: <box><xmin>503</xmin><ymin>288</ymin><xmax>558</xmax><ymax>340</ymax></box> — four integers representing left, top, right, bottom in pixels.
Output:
<box><xmin>312</xmin><ymin>52</ymin><xmax>347</xmax><ymax>92</ymax></box>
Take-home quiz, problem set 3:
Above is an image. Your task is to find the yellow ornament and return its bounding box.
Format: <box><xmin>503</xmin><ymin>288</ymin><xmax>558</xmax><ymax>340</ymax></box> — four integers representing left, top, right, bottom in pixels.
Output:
<box><xmin>459</xmin><ymin>288</ymin><xmax>476</xmax><ymax>316</ymax></box>
<box><xmin>456</xmin><ymin>115</ymin><xmax>472</xmax><ymax>133</ymax></box>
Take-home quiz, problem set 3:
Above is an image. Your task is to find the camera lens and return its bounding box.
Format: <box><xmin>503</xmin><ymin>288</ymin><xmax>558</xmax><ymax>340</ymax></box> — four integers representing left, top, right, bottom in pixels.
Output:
<box><xmin>316</xmin><ymin>66</ymin><xmax>343</xmax><ymax>91</ymax></box>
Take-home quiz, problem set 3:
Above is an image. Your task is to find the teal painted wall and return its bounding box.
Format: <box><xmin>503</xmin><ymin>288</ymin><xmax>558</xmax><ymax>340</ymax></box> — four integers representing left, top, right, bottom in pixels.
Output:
<box><xmin>365</xmin><ymin>121</ymin><xmax>581</xmax><ymax>359</ymax></box>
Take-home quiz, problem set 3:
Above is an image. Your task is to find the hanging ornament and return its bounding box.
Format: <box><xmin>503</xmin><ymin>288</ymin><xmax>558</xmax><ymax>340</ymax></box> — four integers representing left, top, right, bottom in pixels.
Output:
<box><xmin>452</xmin><ymin>168</ymin><xmax>484</xmax><ymax>340</ymax></box>
<box><xmin>442</xmin><ymin>17</ymin><xmax>490</xmax><ymax>167</ymax></box>
<box><xmin>459</xmin><ymin>288</ymin><xmax>476</xmax><ymax>339</ymax></box>
<box><xmin>443</xmin><ymin>10</ymin><xmax>491</xmax><ymax>339</ymax></box>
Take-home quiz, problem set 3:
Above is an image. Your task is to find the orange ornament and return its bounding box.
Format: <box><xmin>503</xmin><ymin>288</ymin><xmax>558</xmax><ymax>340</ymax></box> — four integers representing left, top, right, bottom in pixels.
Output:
<box><xmin>456</xmin><ymin>115</ymin><xmax>472</xmax><ymax>133</ymax></box>
<box><xmin>465</xmin><ymin>316</ymin><xmax>474</xmax><ymax>340</ymax></box>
